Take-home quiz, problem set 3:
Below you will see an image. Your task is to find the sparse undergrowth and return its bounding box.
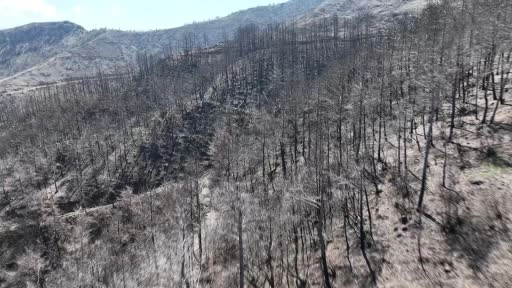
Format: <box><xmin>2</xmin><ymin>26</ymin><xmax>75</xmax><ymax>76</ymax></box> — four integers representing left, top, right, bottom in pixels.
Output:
<box><xmin>1</xmin><ymin>0</ymin><xmax>512</xmax><ymax>287</ymax></box>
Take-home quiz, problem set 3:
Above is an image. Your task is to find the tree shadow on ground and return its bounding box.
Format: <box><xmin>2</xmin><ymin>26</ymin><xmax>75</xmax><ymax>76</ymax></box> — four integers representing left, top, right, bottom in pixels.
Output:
<box><xmin>331</xmin><ymin>237</ymin><xmax>387</xmax><ymax>288</ymax></box>
<box><xmin>484</xmin><ymin>146</ymin><xmax>512</xmax><ymax>168</ymax></box>
<box><xmin>443</xmin><ymin>211</ymin><xmax>508</xmax><ymax>273</ymax></box>
<box><xmin>358</xmin><ymin>240</ymin><xmax>387</xmax><ymax>288</ymax></box>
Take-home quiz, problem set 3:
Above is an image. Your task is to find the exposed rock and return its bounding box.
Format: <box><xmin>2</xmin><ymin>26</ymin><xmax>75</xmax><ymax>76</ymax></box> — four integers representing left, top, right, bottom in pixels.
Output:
<box><xmin>443</xmin><ymin>263</ymin><xmax>452</xmax><ymax>273</ymax></box>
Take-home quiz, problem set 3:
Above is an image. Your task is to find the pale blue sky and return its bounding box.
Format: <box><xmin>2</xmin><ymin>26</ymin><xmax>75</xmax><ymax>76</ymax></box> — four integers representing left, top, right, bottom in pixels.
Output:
<box><xmin>0</xmin><ymin>0</ymin><xmax>288</xmax><ymax>30</ymax></box>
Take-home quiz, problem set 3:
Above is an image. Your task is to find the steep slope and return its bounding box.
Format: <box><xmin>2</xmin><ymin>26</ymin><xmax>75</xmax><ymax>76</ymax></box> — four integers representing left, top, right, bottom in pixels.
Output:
<box><xmin>0</xmin><ymin>0</ymin><xmax>324</xmax><ymax>90</ymax></box>
<box><xmin>298</xmin><ymin>0</ymin><xmax>429</xmax><ymax>24</ymax></box>
<box><xmin>0</xmin><ymin>0</ymin><xmax>431</xmax><ymax>91</ymax></box>
<box><xmin>0</xmin><ymin>0</ymin><xmax>511</xmax><ymax>287</ymax></box>
<box><xmin>0</xmin><ymin>21</ymin><xmax>86</xmax><ymax>79</ymax></box>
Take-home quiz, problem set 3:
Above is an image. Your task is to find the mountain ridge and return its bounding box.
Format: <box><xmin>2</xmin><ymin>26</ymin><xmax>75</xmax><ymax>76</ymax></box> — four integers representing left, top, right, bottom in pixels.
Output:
<box><xmin>0</xmin><ymin>21</ymin><xmax>86</xmax><ymax>79</ymax></box>
<box><xmin>0</xmin><ymin>0</ymin><xmax>430</xmax><ymax>93</ymax></box>
<box><xmin>0</xmin><ymin>0</ymin><xmax>325</xmax><ymax>90</ymax></box>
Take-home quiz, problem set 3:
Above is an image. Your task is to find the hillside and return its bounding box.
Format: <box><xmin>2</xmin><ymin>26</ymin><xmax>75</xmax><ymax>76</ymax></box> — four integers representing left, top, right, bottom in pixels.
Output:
<box><xmin>0</xmin><ymin>21</ymin><xmax>86</xmax><ymax>79</ymax></box>
<box><xmin>296</xmin><ymin>0</ymin><xmax>429</xmax><ymax>25</ymax></box>
<box><xmin>0</xmin><ymin>0</ymin><xmax>431</xmax><ymax>93</ymax></box>
<box><xmin>1</xmin><ymin>0</ymin><xmax>512</xmax><ymax>287</ymax></box>
<box><xmin>0</xmin><ymin>0</ymin><xmax>324</xmax><ymax>91</ymax></box>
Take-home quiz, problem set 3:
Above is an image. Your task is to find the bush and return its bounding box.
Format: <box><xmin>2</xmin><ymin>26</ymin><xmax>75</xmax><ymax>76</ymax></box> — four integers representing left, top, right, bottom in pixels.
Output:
<box><xmin>486</xmin><ymin>147</ymin><xmax>497</xmax><ymax>159</ymax></box>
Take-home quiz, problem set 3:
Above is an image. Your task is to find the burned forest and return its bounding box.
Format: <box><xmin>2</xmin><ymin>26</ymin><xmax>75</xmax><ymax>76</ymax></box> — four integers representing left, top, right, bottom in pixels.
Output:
<box><xmin>1</xmin><ymin>0</ymin><xmax>512</xmax><ymax>287</ymax></box>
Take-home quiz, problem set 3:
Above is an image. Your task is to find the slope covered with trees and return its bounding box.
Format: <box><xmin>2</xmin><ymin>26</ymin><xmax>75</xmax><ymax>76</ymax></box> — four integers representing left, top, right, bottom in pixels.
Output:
<box><xmin>0</xmin><ymin>0</ymin><xmax>324</xmax><ymax>91</ymax></box>
<box><xmin>1</xmin><ymin>0</ymin><xmax>512</xmax><ymax>287</ymax></box>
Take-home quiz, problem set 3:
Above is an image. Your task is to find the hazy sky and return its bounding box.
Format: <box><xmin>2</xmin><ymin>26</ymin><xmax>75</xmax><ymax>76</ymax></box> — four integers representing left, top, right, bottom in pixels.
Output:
<box><xmin>0</xmin><ymin>0</ymin><xmax>289</xmax><ymax>30</ymax></box>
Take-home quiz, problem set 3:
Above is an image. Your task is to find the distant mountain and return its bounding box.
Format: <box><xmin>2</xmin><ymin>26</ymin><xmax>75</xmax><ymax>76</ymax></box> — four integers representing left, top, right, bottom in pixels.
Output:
<box><xmin>0</xmin><ymin>0</ymin><xmax>325</xmax><ymax>90</ymax></box>
<box><xmin>0</xmin><ymin>21</ymin><xmax>85</xmax><ymax>79</ymax></box>
<box><xmin>0</xmin><ymin>0</ymin><xmax>428</xmax><ymax>91</ymax></box>
<box><xmin>297</xmin><ymin>0</ymin><xmax>429</xmax><ymax>25</ymax></box>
